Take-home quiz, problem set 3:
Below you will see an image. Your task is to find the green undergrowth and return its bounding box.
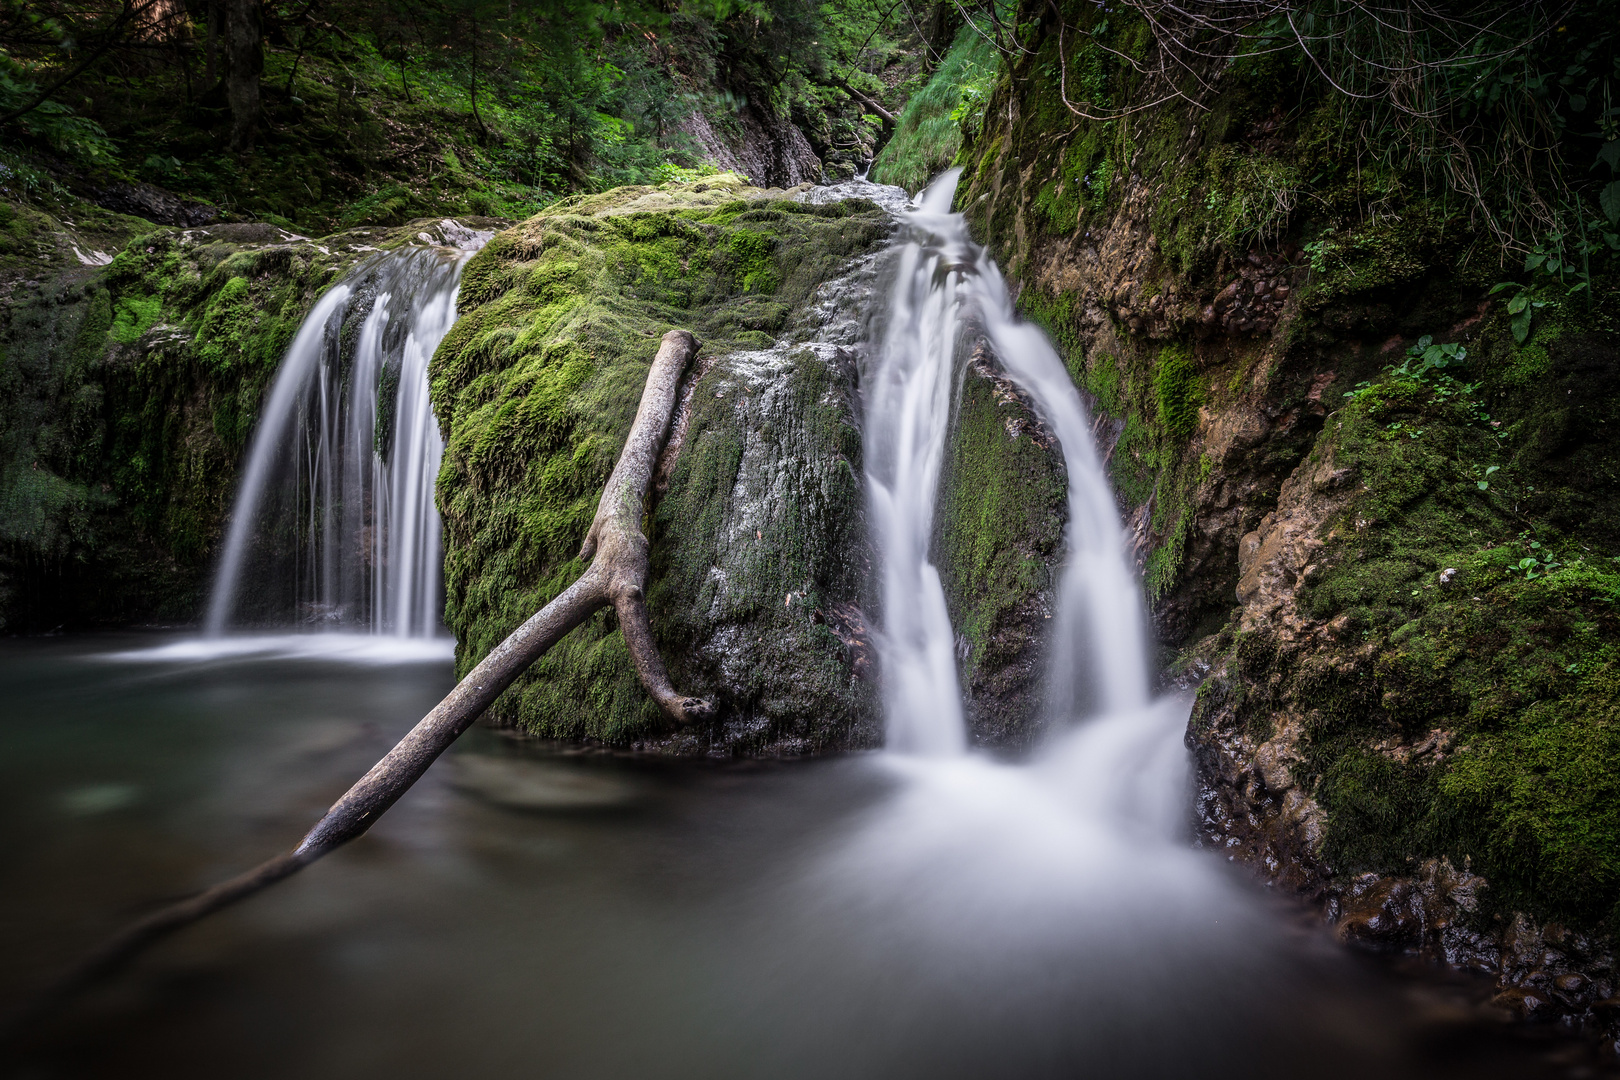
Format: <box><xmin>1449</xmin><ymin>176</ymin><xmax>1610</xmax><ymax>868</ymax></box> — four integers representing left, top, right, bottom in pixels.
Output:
<box><xmin>431</xmin><ymin>180</ymin><xmax>890</xmax><ymax>745</ymax></box>
<box><xmin>871</xmin><ymin>23</ymin><xmax>1001</xmax><ymax>195</ymax></box>
<box><xmin>1212</xmin><ymin>309</ymin><xmax>1620</xmax><ymax>929</ymax></box>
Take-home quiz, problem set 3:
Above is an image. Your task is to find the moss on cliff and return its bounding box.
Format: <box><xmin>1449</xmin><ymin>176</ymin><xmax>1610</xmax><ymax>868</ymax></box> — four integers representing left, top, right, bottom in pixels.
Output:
<box><xmin>431</xmin><ymin>178</ymin><xmax>889</xmax><ymax>750</ymax></box>
<box><xmin>1193</xmin><ymin>293</ymin><xmax>1620</xmax><ymax>929</ymax></box>
<box><xmin>935</xmin><ymin>362</ymin><xmax>1067</xmax><ymax>747</ymax></box>
<box><xmin>953</xmin><ymin>0</ymin><xmax>1620</xmax><ymax>948</ymax></box>
<box><xmin>0</xmin><ymin>207</ymin><xmax>475</xmax><ymax>629</ymax></box>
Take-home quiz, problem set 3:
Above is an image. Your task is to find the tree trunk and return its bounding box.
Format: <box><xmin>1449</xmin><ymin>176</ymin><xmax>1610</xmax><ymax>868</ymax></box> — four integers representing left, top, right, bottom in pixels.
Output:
<box><xmin>8</xmin><ymin>331</ymin><xmax>713</xmax><ymax>1034</ymax></box>
<box><xmin>205</xmin><ymin>0</ymin><xmax>218</xmax><ymax>84</ymax></box>
<box><xmin>224</xmin><ymin>0</ymin><xmax>262</xmax><ymax>150</ymax></box>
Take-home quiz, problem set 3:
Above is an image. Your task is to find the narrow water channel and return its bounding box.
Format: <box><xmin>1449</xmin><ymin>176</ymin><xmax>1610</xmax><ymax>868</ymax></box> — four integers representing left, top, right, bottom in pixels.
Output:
<box><xmin>0</xmin><ymin>635</ymin><xmax>1598</xmax><ymax>1079</ymax></box>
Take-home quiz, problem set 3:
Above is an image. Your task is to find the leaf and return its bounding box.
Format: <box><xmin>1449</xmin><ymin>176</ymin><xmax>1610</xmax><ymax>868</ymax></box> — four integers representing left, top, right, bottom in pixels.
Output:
<box><xmin>1598</xmin><ymin>139</ymin><xmax>1620</xmax><ymax>173</ymax></box>
<box><xmin>1485</xmin><ymin>465</ymin><xmax>1500</xmax><ymax>475</ymax></box>
<box><xmin>1512</xmin><ymin>308</ymin><xmax>1533</xmax><ymax>343</ymax></box>
<box><xmin>1525</xmin><ymin>252</ymin><xmax>1547</xmax><ymax>271</ymax></box>
<box><xmin>1601</xmin><ymin>180</ymin><xmax>1620</xmax><ymax>226</ymax></box>
<box><xmin>1489</xmin><ymin>281</ymin><xmax>1519</xmax><ymax>295</ymax></box>
<box><xmin>1507</xmin><ymin>293</ymin><xmax>1530</xmax><ymax>314</ymax></box>
<box><xmin>1477</xmin><ymin>480</ymin><xmax>1490</xmax><ymax>490</ymax></box>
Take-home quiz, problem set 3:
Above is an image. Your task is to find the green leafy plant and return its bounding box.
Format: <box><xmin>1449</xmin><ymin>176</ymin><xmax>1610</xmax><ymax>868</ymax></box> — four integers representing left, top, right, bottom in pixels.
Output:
<box><xmin>1488</xmin><ymin>279</ymin><xmax>1552</xmax><ymax>344</ymax></box>
<box><xmin>1393</xmin><ymin>334</ymin><xmax>1466</xmax><ymax>377</ymax></box>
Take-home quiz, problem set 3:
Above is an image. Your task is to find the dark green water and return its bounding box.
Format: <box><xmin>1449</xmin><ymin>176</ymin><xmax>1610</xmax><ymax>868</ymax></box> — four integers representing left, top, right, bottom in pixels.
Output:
<box><xmin>0</xmin><ymin>634</ymin><xmax>1605</xmax><ymax>1079</ymax></box>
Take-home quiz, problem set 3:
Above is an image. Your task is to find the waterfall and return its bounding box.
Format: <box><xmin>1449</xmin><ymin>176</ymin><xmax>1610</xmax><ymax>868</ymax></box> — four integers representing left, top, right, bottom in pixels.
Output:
<box><xmin>205</xmin><ymin>231</ymin><xmax>489</xmax><ymax>637</ymax></box>
<box><xmin>866</xmin><ymin>169</ymin><xmax>1150</xmax><ymax>750</ymax></box>
<box><xmin>863</xmin><ymin>178</ymin><xmax>970</xmax><ymax>755</ymax></box>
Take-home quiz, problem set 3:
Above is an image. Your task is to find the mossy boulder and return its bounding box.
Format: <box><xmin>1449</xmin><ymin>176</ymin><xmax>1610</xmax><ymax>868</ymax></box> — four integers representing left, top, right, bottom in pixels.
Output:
<box><xmin>934</xmin><ymin>350</ymin><xmax>1067</xmax><ymax>749</ymax></box>
<box><xmin>429</xmin><ymin>177</ymin><xmax>893</xmax><ymax>753</ymax></box>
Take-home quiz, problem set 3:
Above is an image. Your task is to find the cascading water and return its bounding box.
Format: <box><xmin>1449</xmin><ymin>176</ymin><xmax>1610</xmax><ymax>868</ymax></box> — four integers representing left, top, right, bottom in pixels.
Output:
<box><xmin>205</xmin><ymin>228</ymin><xmax>490</xmax><ymax>638</ymax></box>
<box><xmin>865</xmin><ymin>168</ymin><xmax>1149</xmax><ymax>748</ymax></box>
<box><xmin>863</xmin><ymin>177</ymin><xmax>971</xmax><ymax>755</ymax></box>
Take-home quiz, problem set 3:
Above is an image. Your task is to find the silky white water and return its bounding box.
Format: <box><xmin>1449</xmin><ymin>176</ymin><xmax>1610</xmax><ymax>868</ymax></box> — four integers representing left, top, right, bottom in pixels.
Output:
<box><xmin>205</xmin><ymin>231</ymin><xmax>488</xmax><ymax>638</ymax></box>
<box><xmin>865</xmin><ymin>168</ymin><xmax>1149</xmax><ymax>750</ymax></box>
<box><xmin>844</xmin><ymin>168</ymin><xmax>1219</xmax><ymax>1007</ymax></box>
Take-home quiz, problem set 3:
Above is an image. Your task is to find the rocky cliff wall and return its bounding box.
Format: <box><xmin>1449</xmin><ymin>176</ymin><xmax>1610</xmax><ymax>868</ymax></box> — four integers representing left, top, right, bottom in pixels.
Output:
<box><xmin>946</xmin><ymin>0</ymin><xmax>1620</xmax><ymax>1024</ymax></box>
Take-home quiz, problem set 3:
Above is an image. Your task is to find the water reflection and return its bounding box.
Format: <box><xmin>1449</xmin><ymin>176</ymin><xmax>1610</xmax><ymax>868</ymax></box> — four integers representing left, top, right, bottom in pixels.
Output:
<box><xmin>0</xmin><ymin>635</ymin><xmax>1603</xmax><ymax>1079</ymax></box>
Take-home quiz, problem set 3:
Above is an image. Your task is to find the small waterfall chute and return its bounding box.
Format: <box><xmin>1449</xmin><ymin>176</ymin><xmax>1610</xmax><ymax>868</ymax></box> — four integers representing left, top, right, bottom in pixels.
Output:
<box><xmin>865</xmin><ymin>169</ymin><xmax>1151</xmax><ymax>752</ymax></box>
<box><xmin>863</xmin><ymin>175</ymin><xmax>970</xmax><ymax>755</ymax></box>
<box><xmin>205</xmin><ymin>229</ymin><xmax>490</xmax><ymax>638</ymax></box>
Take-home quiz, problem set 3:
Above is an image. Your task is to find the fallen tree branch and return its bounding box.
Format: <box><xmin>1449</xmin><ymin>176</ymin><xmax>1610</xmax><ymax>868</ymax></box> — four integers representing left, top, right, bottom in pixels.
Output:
<box><xmin>5</xmin><ymin>329</ymin><xmax>713</xmax><ymax>1038</ymax></box>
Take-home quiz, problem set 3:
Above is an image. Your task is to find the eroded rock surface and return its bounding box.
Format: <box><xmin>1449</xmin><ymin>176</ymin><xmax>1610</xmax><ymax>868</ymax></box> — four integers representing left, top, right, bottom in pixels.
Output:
<box><xmin>432</xmin><ymin>177</ymin><xmax>896</xmax><ymax>753</ymax></box>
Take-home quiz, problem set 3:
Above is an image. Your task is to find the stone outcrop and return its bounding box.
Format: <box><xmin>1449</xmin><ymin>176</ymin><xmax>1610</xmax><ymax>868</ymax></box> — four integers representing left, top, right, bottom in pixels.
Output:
<box><xmin>945</xmin><ymin>0</ymin><xmax>1620</xmax><ymax>1032</ymax></box>
<box><xmin>430</xmin><ymin>176</ymin><xmax>893</xmax><ymax>753</ymax></box>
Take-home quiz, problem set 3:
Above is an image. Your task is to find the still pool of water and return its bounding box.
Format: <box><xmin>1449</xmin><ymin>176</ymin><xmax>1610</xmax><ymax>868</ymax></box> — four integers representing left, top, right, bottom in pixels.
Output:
<box><xmin>0</xmin><ymin>634</ymin><xmax>1604</xmax><ymax>1079</ymax></box>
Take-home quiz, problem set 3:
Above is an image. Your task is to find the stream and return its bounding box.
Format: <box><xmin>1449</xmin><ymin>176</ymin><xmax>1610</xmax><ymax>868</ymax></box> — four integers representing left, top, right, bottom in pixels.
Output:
<box><xmin>0</xmin><ymin>635</ymin><xmax>1600</xmax><ymax>1079</ymax></box>
<box><xmin>0</xmin><ymin>178</ymin><xmax>1607</xmax><ymax>1079</ymax></box>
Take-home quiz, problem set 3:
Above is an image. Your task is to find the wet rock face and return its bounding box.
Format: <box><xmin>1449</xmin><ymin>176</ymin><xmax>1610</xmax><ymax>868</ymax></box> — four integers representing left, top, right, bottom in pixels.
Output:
<box><xmin>673</xmin><ymin>106</ymin><xmax>825</xmax><ymax>189</ymax></box>
<box><xmin>1196</xmin><ymin>250</ymin><xmax>1297</xmax><ymax>339</ymax></box>
<box><xmin>646</xmin><ymin>258</ymin><xmax>886</xmax><ymax>754</ymax></box>
<box><xmin>92</xmin><ymin>181</ymin><xmax>220</xmax><ymax>228</ymax></box>
<box><xmin>432</xmin><ymin>178</ymin><xmax>897</xmax><ymax>753</ymax></box>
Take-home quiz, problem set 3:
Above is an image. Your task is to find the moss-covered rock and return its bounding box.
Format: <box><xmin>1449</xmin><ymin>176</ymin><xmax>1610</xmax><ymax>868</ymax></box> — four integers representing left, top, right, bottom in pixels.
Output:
<box><xmin>430</xmin><ymin>177</ymin><xmax>892</xmax><ymax>753</ymax></box>
<box><xmin>952</xmin><ymin>0</ymin><xmax>1620</xmax><ymax>1015</ymax></box>
<box><xmin>0</xmin><ymin>203</ymin><xmax>497</xmax><ymax>630</ymax></box>
<box><xmin>934</xmin><ymin>348</ymin><xmax>1066</xmax><ymax>749</ymax></box>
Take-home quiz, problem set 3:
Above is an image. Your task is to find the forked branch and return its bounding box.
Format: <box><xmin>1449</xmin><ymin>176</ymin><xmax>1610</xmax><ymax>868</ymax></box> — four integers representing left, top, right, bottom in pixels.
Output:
<box><xmin>7</xmin><ymin>329</ymin><xmax>713</xmax><ymax>1036</ymax></box>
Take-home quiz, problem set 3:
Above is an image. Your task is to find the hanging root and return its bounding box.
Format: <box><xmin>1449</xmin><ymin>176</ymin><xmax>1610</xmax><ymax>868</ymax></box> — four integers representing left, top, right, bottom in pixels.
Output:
<box><xmin>5</xmin><ymin>329</ymin><xmax>713</xmax><ymax>1040</ymax></box>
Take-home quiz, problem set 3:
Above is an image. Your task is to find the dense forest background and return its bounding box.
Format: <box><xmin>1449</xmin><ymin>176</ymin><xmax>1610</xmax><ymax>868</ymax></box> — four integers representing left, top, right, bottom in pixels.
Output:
<box><xmin>0</xmin><ymin>0</ymin><xmax>966</xmax><ymax>232</ymax></box>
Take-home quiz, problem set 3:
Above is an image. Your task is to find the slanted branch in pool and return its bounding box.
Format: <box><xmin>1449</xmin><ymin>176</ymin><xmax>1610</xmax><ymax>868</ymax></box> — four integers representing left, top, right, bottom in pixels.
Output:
<box><xmin>8</xmin><ymin>329</ymin><xmax>715</xmax><ymax>1035</ymax></box>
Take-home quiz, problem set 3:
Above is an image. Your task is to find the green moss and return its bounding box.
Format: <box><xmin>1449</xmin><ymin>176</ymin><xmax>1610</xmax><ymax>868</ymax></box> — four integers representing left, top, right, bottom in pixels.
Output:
<box><xmin>1271</xmin><ymin>329</ymin><xmax>1620</xmax><ymax>928</ymax></box>
<box><xmin>725</xmin><ymin>228</ymin><xmax>780</xmax><ymax>294</ymax></box>
<box><xmin>431</xmin><ymin>186</ymin><xmax>892</xmax><ymax>746</ymax></box>
<box><xmin>109</xmin><ymin>295</ymin><xmax>162</xmax><ymax>344</ymax></box>
<box><xmin>1154</xmin><ymin>343</ymin><xmax>1201</xmax><ymax>438</ymax></box>
<box><xmin>935</xmin><ymin>368</ymin><xmax>1066</xmax><ymax>745</ymax></box>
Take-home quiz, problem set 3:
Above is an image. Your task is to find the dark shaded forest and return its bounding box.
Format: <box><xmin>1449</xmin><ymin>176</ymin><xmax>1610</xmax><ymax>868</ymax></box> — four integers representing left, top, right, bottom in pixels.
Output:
<box><xmin>0</xmin><ymin>0</ymin><xmax>959</xmax><ymax>231</ymax></box>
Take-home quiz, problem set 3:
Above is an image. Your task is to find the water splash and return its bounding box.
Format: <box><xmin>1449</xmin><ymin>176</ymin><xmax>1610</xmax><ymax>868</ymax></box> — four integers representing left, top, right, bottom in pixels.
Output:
<box><xmin>205</xmin><ymin>231</ymin><xmax>489</xmax><ymax>637</ymax></box>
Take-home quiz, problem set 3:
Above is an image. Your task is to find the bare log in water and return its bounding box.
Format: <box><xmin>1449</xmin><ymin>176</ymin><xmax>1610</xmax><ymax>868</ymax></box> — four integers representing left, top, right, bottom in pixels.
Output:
<box><xmin>10</xmin><ymin>329</ymin><xmax>713</xmax><ymax>1035</ymax></box>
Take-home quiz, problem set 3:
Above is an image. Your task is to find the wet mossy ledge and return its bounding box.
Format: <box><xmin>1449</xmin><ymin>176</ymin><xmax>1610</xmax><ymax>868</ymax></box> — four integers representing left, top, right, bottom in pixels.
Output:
<box><xmin>430</xmin><ymin>174</ymin><xmax>891</xmax><ymax>754</ymax></box>
<box><xmin>0</xmin><ymin>203</ymin><xmax>499</xmax><ymax>630</ymax></box>
<box><xmin>946</xmin><ymin>0</ymin><xmax>1620</xmax><ymax>1017</ymax></box>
